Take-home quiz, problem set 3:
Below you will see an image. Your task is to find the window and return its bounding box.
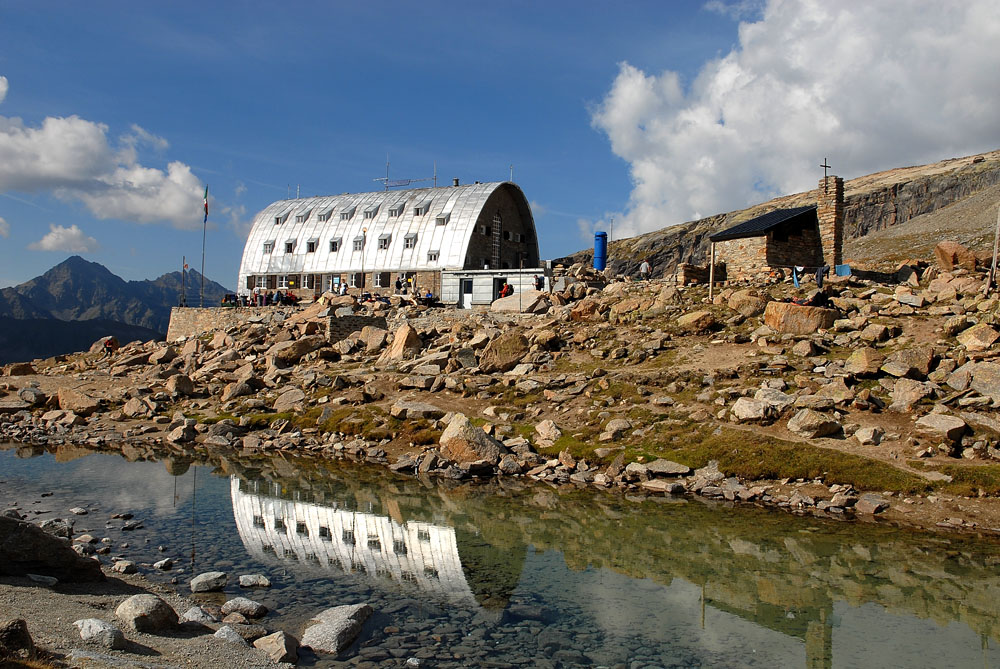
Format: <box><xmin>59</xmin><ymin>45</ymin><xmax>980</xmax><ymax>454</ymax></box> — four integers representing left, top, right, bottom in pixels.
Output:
<box><xmin>503</xmin><ymin>230</ymin><xmax>511</xmax><ymax>241</ymax></box>
<box><xmin>393</xmin><ymin>539</ymin><xmax>407</xmax><ymax>555</ymax></box>
<box><xmin>318</xmin><ymin>526</ymin><xmax>331</xmax><ymax>540</ymax></box>
<box><xmin>342</xmin><ymin>529</ymin><xmax>355</xmax><ymax>545</ymax></box>
<box><xmin>263</xmin><ymin>241</ymin><xmax>274</xmax><ymax>254</ymax></box>
<box><xmin>349</xmin><ymin>272</ymin><xmax>363</xmax><ymax>288</ymax></box>
<box><xmin>340</xmin><ymin>207</ymin><xmax>355</xmax><ymax>221</ymax></box>
<box><xmin>254</xmin><ymin>276</ymin><xmax>266</xmax><ymax>289</ymax></box>
<box><xmin>388</xmin><ymin>203</ymin><xmax>405</xmax><ymax>217</ymax></box>
<box><xmin>414</xmin><ymin>201</ymin><xmax>431</xmax><ymax>216</ymax></box>
<box><xmin>353</xmin><ymin>236</ymin><xmax>364</xmax><ymax>251</ymax></box>
<box><xmin>427</xmin><ymin>251</ymin><xmax>439</xmax><ymax>262</ymax></box>
<box><xmin>329</xmin><ymin>238</ymin><xmax>341</xmax><ymax>252</ymax></box>
<box><xmin>284</xmin><ymin>239</ymin><xmax>296</xmax><ymax>253</ymax></box>
<box><xmin>374</xmin><ymin>272</ymin><xmax>390</xmax><ymax>287</ymax></box>
<box><xmin>377</xmin><ymin>233</ymin><xmax>391</xmax><ymax>250</ymax></box>
<box><xmin>364</xmin><ymin>205</ymin><xmax>379</xmax><ymax>219</ymax></box>
<box><xmin>303</xmin><ymin>274</ymin><xmax>315</xmax><ymax>290</ymax></box>
<box><xmin>318</xmin><ymin>209</ymin><xmax>332</xmax><ymax>222</ymax></box>
<box><xmin>295</xmin><ymin>209</ymin><xmax>312</xmax><ymax>223</ymax></box>
<box><xmin>277</xmin><ymin>275</ymin><xmax>289</xmax><ymax>289</ymax></box>
<box><xmin>274</xmin><ymin>212</ymin><xmax>289</xmax><ymax>225</ymax></box>
<box><xmin>435</xmin><ymin>213</ymin><xmax>449</xmax><ymax>225</ymax></box>
<box><xmin>324</xmin><ymin>275</ymin><xmax>338</xmax><ymax>292</ymax></box>
<box><xmin>306</xmin><ymin>239</ymin><xmax>317</xmax><ymax>253</ymax></box>
<box><xmin>404</xmin><ymin>233</ymin><xmax>417</xmax><ymax>249</ymax></box>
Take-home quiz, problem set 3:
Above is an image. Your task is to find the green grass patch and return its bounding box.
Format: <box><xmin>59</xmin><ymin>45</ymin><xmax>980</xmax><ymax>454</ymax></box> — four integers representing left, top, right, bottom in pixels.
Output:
<box><xmin>937</xmin><ymin>464</ymin><xmax>1000</xmax><ymax>497</ymax></box>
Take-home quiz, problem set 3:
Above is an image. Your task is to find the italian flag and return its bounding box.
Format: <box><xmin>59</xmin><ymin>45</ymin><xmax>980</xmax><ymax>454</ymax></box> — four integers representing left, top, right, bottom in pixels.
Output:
<box><xmin>203</xmin><ymin>186</ymin><xmax>209</xmax><ymax>223</ymax></box>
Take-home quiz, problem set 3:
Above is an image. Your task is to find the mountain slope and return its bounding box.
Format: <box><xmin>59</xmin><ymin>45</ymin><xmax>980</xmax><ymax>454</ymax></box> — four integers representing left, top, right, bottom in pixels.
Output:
<box><xmin>555</xmin><ymin>149</ymin><xmax>1000</xmax><ymax>276</ymax></box>
<box><xmin>6</xmin><ymin>257</ymin><xmax>231</xmax><ymax>333</ymax></box>
<box><xmin>0</xmin><ymin>317</ymin><xmax>161</xmax><ymax>365</ymax></box>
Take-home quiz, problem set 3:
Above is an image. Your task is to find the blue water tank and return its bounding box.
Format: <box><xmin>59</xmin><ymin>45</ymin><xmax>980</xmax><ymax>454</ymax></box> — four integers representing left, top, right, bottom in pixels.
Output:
<box><xmin>594</xmin><ymin>232</ymin><xmax>608</xmax><ymax>271</ymax></box>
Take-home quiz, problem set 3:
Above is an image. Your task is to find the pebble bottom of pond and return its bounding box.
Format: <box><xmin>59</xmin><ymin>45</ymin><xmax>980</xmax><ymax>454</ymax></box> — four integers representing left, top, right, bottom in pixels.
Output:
<box><xmin>3</xmin><ymin>445</ymin><xmax>1000</xmax><ymax>669</ymax></box>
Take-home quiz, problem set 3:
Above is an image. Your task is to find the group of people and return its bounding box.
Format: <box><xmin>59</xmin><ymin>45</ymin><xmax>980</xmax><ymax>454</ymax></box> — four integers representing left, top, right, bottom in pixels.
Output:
<box><xmin>248</xmin><ymin>287</ymin><xmax>299</xmax><ymax>306</ymax></box>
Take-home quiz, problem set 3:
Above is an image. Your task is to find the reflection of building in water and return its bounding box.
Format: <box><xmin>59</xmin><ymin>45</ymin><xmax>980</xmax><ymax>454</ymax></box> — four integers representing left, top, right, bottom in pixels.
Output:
<box><xmin>230</xmin><ymin>477</ymin><xmax>477</xmax><ymax>604</ymax></box>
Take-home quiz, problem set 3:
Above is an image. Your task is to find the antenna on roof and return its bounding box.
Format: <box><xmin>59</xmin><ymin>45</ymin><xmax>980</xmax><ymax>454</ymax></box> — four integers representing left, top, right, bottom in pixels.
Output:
<box><xmin>510</xmin><ymin>164</ymin><xmax>514</xmax><ymax>182</ymax></box>
<box><xmin>373</xmin><ymin>154</ymin><xmax>433</xmax><ymax>190</ymax></box>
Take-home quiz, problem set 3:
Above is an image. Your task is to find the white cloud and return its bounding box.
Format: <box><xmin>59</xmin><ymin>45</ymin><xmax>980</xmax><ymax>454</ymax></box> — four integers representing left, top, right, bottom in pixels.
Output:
<box><xmin>28</xmin><ymin>224</ymin><xmax>99</xmax><ymax>253</ymax></box>
<box><xmin>0</xmin><ymin>76</ymin><xmax>7</xmax><ymax>104</ymax></box>
<box><xmin>0</xmin><ymin>216</ymin><xmax>8</xmax><ymax>238</ymax></box>
<box><xmin>590</xmin><ymin>0</ymin><xmax>1000</xmax><ymax>240</ymax></box>
<box><xmin>0</xmin><ymin>78</ymin><xmax>204</xmax><ymax>229</ymax></box>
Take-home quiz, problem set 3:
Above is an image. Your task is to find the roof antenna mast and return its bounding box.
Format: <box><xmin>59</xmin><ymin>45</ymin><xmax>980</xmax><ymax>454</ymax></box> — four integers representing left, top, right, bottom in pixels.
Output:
<box><xmin>373</xmin><ymin>154</ymin><xmax>434</xmax><ymax>190</ymax></box>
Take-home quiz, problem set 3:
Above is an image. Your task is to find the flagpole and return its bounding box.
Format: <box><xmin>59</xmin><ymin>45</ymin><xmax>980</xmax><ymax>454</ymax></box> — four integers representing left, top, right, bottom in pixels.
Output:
<box><xmin>200</xmin><ymin>186</ymin><xmax>208</xmax><ymax>307</ymax></box>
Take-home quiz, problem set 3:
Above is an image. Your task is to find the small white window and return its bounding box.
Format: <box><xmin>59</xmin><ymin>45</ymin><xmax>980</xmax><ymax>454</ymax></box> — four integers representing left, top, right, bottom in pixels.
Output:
<box><xmin>329</xmin><ymin>238</ymin><xmax>341</xmax><ymax>252</ymax></box>
<box><xmin>263</xmin><ymin>241</ymin><xmax>274</xmax><ymax>254</ymax></box>
<box><xmin>295</xmin><ymin>209</ymin><xmax>311</xmax><ymax>223</ymax></box>
<box><xmin>254</xmin><ymin>276</ymin><xmax>266</xmax><ymax>289</ymax></box>
<box><xmin>277</xmin><ymin>275</ymin><xmax>289</xmax><ymax>289</ymax></box>
<box><xmin>303</xmin><ymin>274</ymin><xmax>315</xmax><ymax>290</ymax></box>
<box><xmin>404</xmin><ymin>233</ymin><xmax>417</xmax><ymax>249</ymax></box>
<box><xmin>284</xmin><ymin>240</ymin><xmax>296</xmax><ymax>253</ymax></box>
<box><xmin>435</xmin><ymin>213</ymin><xmax>450</xmax><ymax>225</ymax></box>
<box><xmin>274</xmin><ymin>212</ymin><xmax>289</xmax><ymax>225</ymax></box>
<box><xmin>364</xmin><ymin>205</ymin><xmax>379</xmax><ymax>219</ymax></box>
<box><xmin>414</xmin><ymin>201</ymin><xmax>431</xmax><ymax>216</ymax></box>
<box><xmin>306</xmin><ymin>239</ymin><xmax>317</xmax><ymax>253</ymax></box>
<box><xmin>374</xmin><ymin>273</ymin><xmax>384</xmax><ymax>288</ymax></box>
<box><xmin>349</xmin><ymin>272</ymin><xmax>362</xmax><ymax>288</ymax></box>
<box><xmin>318</xmin><ymin>210</ymin><xmax>332</xmax><ymax>222</ymax></box>
<box><xmin>427</xmin><ymin>251</ymin><xmax>439</xmax><ymax>262</ymax></box>
<box><xmin>340</xmin><ymin>207</ymin><xmax>355</xmax><ymax>221</ymax></box>
<box><xmin>388</xmin><ymin>203</ymin><xmax>405</xmax><ymax>217</ymax></box>
<box><xmin>377</xmin><ymin>234</ymin><xmax>391</xmax><ymax>250</ymax></box>
<box><xmin>353</xmin><ymin>237</ymin><xmax>364</xmax><ymax>251</ymax></box>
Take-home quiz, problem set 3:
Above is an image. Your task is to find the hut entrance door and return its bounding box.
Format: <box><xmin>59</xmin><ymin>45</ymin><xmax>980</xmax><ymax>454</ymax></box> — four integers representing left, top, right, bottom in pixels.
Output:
<box><xmin>459</xmin><ymin>279</ymin><xmax>473</xmax><ymax>309</ymax></box>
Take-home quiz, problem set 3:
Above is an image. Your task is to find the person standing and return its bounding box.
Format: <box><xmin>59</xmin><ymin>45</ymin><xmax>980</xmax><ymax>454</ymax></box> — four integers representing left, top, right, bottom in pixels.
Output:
<box><xmin>639</xmin><ymin>259</ymin><xmax>651</xmax><ymax>281</ymax></box>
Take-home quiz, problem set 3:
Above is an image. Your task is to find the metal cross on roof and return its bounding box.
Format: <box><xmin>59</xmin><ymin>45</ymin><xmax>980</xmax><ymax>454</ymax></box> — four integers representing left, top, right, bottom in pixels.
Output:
<box><xmin>820</xmin><ymin>158</ymin><xmax>831</xmax><ymax>178</ymax></box>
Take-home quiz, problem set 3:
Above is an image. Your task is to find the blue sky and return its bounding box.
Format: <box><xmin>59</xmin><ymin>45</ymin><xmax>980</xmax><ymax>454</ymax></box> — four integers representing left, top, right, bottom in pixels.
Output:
<box><xmin>1</xmin><ymin>1</ymin><xmax>998</xmax><ymax>289</ymax></box>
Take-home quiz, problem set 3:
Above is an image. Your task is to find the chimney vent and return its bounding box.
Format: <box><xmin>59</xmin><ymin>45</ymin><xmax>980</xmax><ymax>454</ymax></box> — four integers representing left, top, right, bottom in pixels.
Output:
<box><xmin>452</xmin><ymin>178</ymin><xmax>460</xmax><ymax>187</ymax></box>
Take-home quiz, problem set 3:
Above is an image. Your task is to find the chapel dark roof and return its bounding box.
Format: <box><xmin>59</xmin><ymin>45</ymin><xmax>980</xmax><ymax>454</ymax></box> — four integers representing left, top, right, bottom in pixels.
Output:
<box><xmin>709</xmin><ymin>205</ymin><xmax>817</xmax><ymax>242</ymax></box>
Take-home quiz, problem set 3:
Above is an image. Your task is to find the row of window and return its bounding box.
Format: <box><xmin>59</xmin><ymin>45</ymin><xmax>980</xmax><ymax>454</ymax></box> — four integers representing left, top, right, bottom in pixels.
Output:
<box><xmin>252</xmin><ymin>268</ymin><xmax>437</xmax><ymax>292</ymax></box>
<box><xmin>251</xmin><ymin>514</ymin><xmax>434</xmax><ymax>551</ymax></box>
<box><xmin>264</xmin><ymin>234</ymin><xmax>428</xmax><ymax>256</ymax></box>
<box><xmin>275</xmin><ymin>200</ymin><xmax>442</xmax><ymax>225</ymax></box>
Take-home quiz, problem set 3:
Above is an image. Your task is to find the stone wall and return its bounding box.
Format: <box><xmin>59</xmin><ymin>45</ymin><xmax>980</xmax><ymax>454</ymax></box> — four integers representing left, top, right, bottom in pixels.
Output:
<box><xmin>167</xmin><ymin>306</ymin><xmax>386</xmax><ymax>343</ymax></box>
<box><xmin>463</xmin><ymin>187</ymin><xmax>539</xmax><ymax>270</ymax></box>
<box><xmin>166</xmin><ymin>307</ymin><xmax>276</xmax><ymax>342</ymax></box>
<box><xmin>325</xmin><ymin>315</ymin><xmax>388</xmax><ymax>343</ymax></box>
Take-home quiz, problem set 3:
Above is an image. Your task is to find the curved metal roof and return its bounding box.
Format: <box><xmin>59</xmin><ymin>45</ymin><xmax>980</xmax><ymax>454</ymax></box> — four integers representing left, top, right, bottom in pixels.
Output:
<box><xmin>238</xmin><ymin>181</ymin><xmax>533</xmax><ymax>285</ymax></box>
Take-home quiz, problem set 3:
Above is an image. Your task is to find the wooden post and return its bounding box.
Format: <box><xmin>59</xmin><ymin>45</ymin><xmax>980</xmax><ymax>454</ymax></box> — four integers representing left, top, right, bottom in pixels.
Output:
<box><xmin>986</xmin><ymin>204</ymin><xmax>1000</xmax><ymax>297</ymax></box>
<box><xmin>708</xmin><ymin>242</ymin><xmax>716</xmax><ymax>301</ymax></box>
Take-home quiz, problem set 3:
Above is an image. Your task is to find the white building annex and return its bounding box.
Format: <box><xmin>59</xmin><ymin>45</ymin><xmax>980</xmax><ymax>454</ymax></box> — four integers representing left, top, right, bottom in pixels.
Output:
<box><xmin>230</xmin><ymin>478</ymin><xmax>479</xmax><ymax>605</ymax></box>
<box><xmin>238</xmin><ymin>180</ymin><xmax>541</xmax><ymax>306</ymax></box>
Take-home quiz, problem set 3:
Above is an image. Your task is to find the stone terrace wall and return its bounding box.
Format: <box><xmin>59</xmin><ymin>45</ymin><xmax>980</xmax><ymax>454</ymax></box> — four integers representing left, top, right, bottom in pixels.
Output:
<box><xmin>167</xmin><ymin>307</ymin><xmax>274</xmax><ymax>341</ymax></box>
<box><xmin>167</xmin><ymin>306</ymin><xmax>388</xmax><ymax>344</ymax></box>
<box><xmin>326</xmin><ymin>315</ymin><xmax>387</xmax><ymax>343</ymax></box>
